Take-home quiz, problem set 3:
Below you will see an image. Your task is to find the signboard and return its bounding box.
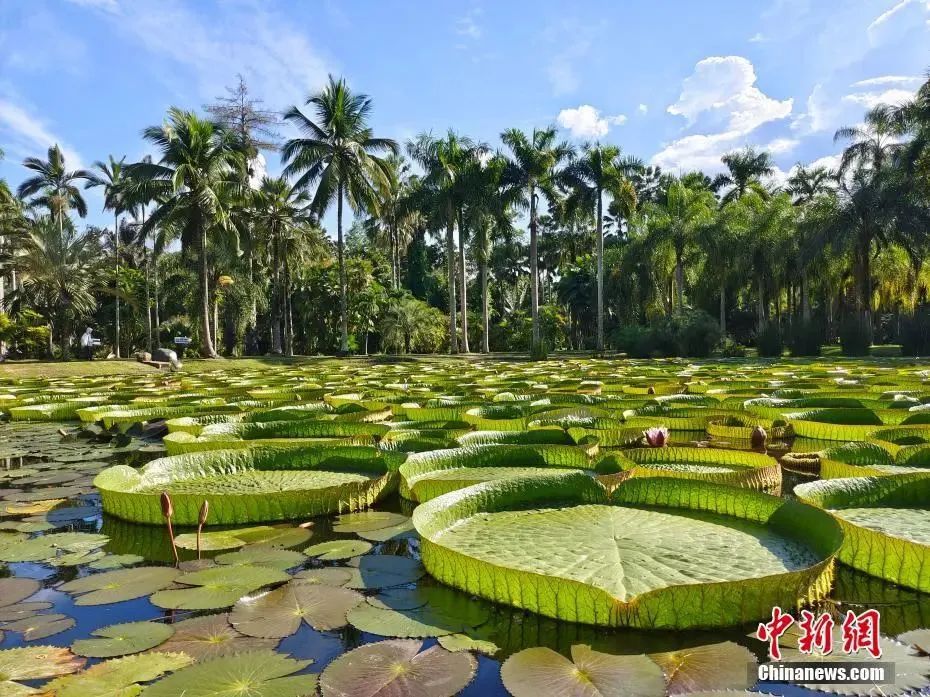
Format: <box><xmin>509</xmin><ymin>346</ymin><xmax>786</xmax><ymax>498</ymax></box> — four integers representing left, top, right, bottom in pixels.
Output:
<box><xmin>173</xmin><ymin>336</ymin><xmax>192</xmax><ymax>346</ymax></box>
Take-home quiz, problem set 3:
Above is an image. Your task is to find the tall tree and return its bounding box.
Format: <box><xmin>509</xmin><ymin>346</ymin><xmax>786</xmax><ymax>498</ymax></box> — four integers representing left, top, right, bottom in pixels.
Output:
<box><xmin>129</xmin><ymin>108</ymin><xmax>242</xmax><ymax>357</ymax></box>
<box><xmin>282</xmin><ymin>75</ymin><xmax>398</xmax><ymax>354</ymax></box>
<box><xmin>713</xmin><ymin>147</ymin><xmax>774</xmax><ymax>203</ymax></box>
<box><xmin>85</xmin><ymin>155</ymin><xmax>129</xmax><ymax>357</ymax></box>
<box><xmin>501</xmin><ymin>127</ymin><xmax>572</xmax><ymax>354</ymax></box>
<box><xmin>788</xmin><ymin>164</ymin><xmax>837</xmax><ymax>320</ymax></box>
<box><xmin>561</xmin><ymin>145</ymin><xmax>638</xmax><ymax>350</ymax></box>
<box><xmin>17</xmin><ymin>145</ymin><xmax>91</xmax><ymax>234</ymax></box>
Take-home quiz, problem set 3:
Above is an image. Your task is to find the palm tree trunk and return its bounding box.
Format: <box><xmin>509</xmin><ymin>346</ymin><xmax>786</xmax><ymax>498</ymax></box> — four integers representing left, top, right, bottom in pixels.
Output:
<box><xmin>719</xmin><ymin>282</ymin><xmax>726</xmax><ymax>334</ymax></box>
<box><xmin>481</xmin><ymin>259</ymin><xmax>490</xmax><ymax>353</ymax></box>
<box><xmin>801</xmin><ymin>272</ymin><xmax>811</xmax><ymax>322</ymax></box>
<box><xmin>675</xmin><ymin>245</ymin><xmax>684</xmax><ymax>311</ymax></box>
<box><xmin>458</xmin><ymin>209</ymin><xmax>469</xmax><ymax>353</ymax></box>
<box><xmin>271</xmin><ymin>236</ymin><xmax>282</xmax><ymax>354</ymax></box>
<box><xmin>284</xmin><ymin>250</ymin><xmax>293</xmax><ymax>357</ymax></box>
<box><xmin>446</xmin><ymin>210</ymin><xmax>458</xmax><ymax>354</ymax></box>
<box><xmin>153</xmin><ymin>255</ymin><xmax>161</xmax><ymax>347</ymax></box>
<box><xmin>114</xmin><ymin>211</ymin><xmax>121</xmax><ymax>358</ymax></box>
<box><xmin>757</xmin><ymin>277</ymin><xmax>766</xmax><ymax>329</ymax></box>
<box><xmin>596</xmin><ymin>189</ymin><xmax>604</xmax><ymax>352</ymax></box>
<box><xmin>337</xmin><ymin>182</ymin><xmax>349</xmax><ymax>354</ymax></box>
<box><xmin>143</xmin><ymin>211</ymin><xmax>153</xmax><ymax>354</ymax></box>
<box><xmin>199</xmin><ymin>221</ymin><xmax>217</xmax><ymax>358</ymax></box>
<box><xmin>530</xmin><ymin>184</ymin><xmax>540</xmax><ymax>352</ymax></box>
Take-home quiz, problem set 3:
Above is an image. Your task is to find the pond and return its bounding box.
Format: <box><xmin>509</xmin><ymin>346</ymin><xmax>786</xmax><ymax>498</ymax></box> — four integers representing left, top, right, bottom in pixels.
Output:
<box><xmin>1</xmin><ymin>358</ymin><xmax>929</xmax><ymax>696</ymax></box>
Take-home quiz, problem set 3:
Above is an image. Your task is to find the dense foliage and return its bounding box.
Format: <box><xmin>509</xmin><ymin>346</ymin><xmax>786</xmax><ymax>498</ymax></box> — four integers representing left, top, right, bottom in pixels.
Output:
<box><xmin>2</xmin><ymin>72</ymin><xmax>930</xmax><ymax>358</ymax></box>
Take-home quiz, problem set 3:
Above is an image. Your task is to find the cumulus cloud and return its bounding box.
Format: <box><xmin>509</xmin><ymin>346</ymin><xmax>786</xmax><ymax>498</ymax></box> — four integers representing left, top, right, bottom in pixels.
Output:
<box><xmin>651</xmin><ymin>131</ymin><xmax>743</xmax><ymax>173</ymax></box>
<box><xmin>791</xmin><ymin>84</ymin><xmax>839</xmax><ymax>134</ymax></box>
<box><xmin>638</xmin><ymin>104</ymin><xmax>648</xmax><ymax>114</ymax></box>
<box><xmin>666</xmin><ymin>56</ymin><xmax>793</xmax><ymax>134</ymax></box>
<box><xmin>556</xmin><ymin>105</ymin><xmax>627</xmax><ymax>139</ymax></box>
<box><xmin>844</xmin><ymin>87</ymin><xmax>916</xmax><ymax>109</ymax></box>
<box><xmin>0</xmin><ymin>98</ymin><xmax>84</xmax><ymax>168</ymax></box>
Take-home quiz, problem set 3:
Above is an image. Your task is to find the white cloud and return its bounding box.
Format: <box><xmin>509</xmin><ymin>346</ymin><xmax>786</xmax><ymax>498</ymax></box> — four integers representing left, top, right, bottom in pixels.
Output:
<box><xmin>791</xmin><ymin>84</ymin><xmax>838</xmax><ymax>134</ymax></box>
<box><xmin>867</xmin><ymin>0</ymin><xmax>930</xmax><ymax>44</ymax></box>
<box><xmin>541</xmin><ymin>18</ymin><xmax>605</xmax><ymax>96</ymax></box>
<box><xmin>82</xmin><ymin>0</ymin><xmax>332</xmax><ymax>108</ymax></box>
<box><xmin>455</xmin><ymin>9</ymin><xmax>483</xmax><ymax>39</ymax></box>
<box><xmin>638</xmin><ymin>104</ymin><xmax>648</xmax><ymax>114</ymax></box>
<box><xmin>651</xmin><ymin>131</ymin><xmax>743</xmax><ymax>173</ymax></box>
<box><xmin>749</xmin><ymin>32</ymin><xmax>767</xmax><ymax>42</ymax></box>
<box><xmin>766</xmin><ymin>137</ymin><xmax>800</xmax><ymax>154</ymax></box>
<box><xmin>556</xmin><ymin>105</ymin><xmax>627</xmax><ymax>139</ymax></box>
<box><xmin>852</xmin><ymin>75</ymin><xmax>922</xmax><ymax>87</ymax></box>
<box><xmin>667</xmin><ymin>56</ymin><xmax>793</xmax><ymax>134</ymax></box>
<box><xmin>843</xmin><ymin>87</ymin><xmax>916</xmax><ymax>109</ymax></box>
<box><xmin>0</xmin><ymin>99</ymin><xmax>84</xmax><ymax>168</ymax></box>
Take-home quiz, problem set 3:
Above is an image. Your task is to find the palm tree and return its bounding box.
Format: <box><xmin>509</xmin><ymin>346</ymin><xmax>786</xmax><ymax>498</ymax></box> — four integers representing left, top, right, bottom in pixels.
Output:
<box><xmin>17</xmin><ymin>145</ymin><xmax>91</xmax><ymax>233</ymax></box>
<box><xmin>645</xmin><ymin>178</ymin><xmax>716</xmax><ymax>310</ymax></box>
<box><xmin>408</xmin><ymin>131</ymin><xmax>486</xmax><ymax>353</ymax></box>
<box><xmin>282</xmin><ymin>75</ymin><xmax>398</xmax><ymax>354</ymax></box>
<box><xmin>501</xmin><ymin>127</ymin><xmax>572</xmax><ymax>355</ymax></box>
<box><xmin>14</xmin><ymin>217</ymin><xmax>100</xmax><ymax>356</ymax></box>
<box><xmin>85</xmin><ymin>155</ymin><xmax>129</xmax><ymax>357</ymax></box>
<box><xmin>713</xmin><ymin>147</ymin><xmax>774</xmax><ymax>203</ymax></box>
<box><xmin>835</xmin><ymin>105</ymin><xmax>900</xmax><ymax>175</ymax></box>
<box><xmin>251</xmin><ymin>176</ymin><xmax>315</xmax><ymax>356</ymax></box>
<box><xmin>561</xmin><ymin>145</ymin><xmax>638</xmax><ymax>350</ymax></box>
<box><xmin>788</xmin><ymin>164</ymin><xmax>837</xmax><ymax>320</ymax></box>
<box><xmin>128</xmin><ymin>108</ymin><xmax>242</xmax><ymax>358</ymax></box>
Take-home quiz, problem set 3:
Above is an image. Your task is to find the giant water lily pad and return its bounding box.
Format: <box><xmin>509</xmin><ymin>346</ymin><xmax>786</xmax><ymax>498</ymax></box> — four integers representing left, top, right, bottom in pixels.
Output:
<box><xmin>230</xmin><ymin>580</ymin><xmax>364</xmax><ymax>637</ymax></box>
<box><xmin>72</xmin><ymin>621</ymin><xmax>175</xmax><ymax>658</ymax></box>
<box><xmin>150</xmin><ymin>613</ymin><xmax>278</xmax><ymax>660</ymax></box>
<box><xmin>319</xmin><ymin>639</ymin><xmax>476</xmax><ymax>697</ymax></box>
<box><xmin>140</xmin><ymin>650</ymin><xmax>317</xmax><ymax>697</ymax></box>
<box><xmin>150</xmin><ymin>564</ymin><xmax>289</xmax><ymax>610</ymax></box>
<box><xmin>41</xmin><ymin>651</ymin><xmax>193</xmax><ymax>697</ymax></box>
<box><xmin>501</xmin><ymin>645</ymin><xmax>666</xmax><ymax>697</ymax></box>
<box><xmin>59</xmin><ymin>566</ymin><xmax>179</xmax><ymax>605</ymax></box>
<box><xmin>413</xmin><ymin>472</ymin><xmax>841</xmax><ymax>628</ymax></box>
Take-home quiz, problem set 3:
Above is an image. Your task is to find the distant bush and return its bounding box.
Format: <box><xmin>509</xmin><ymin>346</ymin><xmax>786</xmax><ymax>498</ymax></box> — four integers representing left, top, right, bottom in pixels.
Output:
<box><xmin>0</xmin><ymin>310</ymin><xmax>50</xmax><ymax>358</ymax></box>
<box><xmin>755</xmin><ymin>322</ymin><xmax>784</xmax><ymax>358</ymax></box>
<box><xmin>900</xmin><ymin>305</ymin><xmax>930</xmax><ymax>356</ymax></box>
<box><xmin>614</xmin><ymin>310</ymin><xmax>720</xmax><ymax>358</ymax></box>
<box><xmin>787</xmin><ymin>319</ymin><xmax>823</xmax><ymax>357</ymax></box>
<box><xmin>718</xmin><ymin>336</ymin><xmax>747</xmax><ymax>357</ymax></box>
<box><xmin>840</xmin><ymin>316</ymin><xmax>873</xmax><ymax>356</ymax></box>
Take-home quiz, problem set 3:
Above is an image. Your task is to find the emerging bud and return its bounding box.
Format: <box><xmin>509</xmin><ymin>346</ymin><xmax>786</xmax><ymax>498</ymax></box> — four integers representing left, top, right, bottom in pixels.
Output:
<box><xmin>751</xmin><ymin>425</ymin><xmax>768</xmax><ymax>450</ymax></box>
<box><xmin>160</xmin><ymin>492</ymin><xmax>173</xmax><ymax>519</ymax></box>
<box><xmin>198</xmin><ymin>501</ymin><xmax>210</xmax><ymax>527</ymax></box>
<box><xmin>643</xmin><ymin>426</ymin><xmax>669</xmax><ymax>448</ymax></box>
<box><xmin>647</xmin><ymin>386</ymin><xmax>656</xmax><ymax>395</ymax></box>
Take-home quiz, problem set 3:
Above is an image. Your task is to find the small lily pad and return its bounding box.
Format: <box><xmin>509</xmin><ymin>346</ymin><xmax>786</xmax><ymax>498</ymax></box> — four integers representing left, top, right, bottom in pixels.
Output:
<box><xmin>344</xmin><ymin>554</ymin><xmax>425</xmax><ymax>590</ymax></box>
<box><xmin>320</xmin><ymin>639</ymin><xmax>476</xmax><ymax>697</ymax></box>
<box><xmin>72</xmin><ymin>621</ymin><xmax>175</xmax><ymax>658</ymax></box>
<box><xmin>0</xmin><ymin>601</ymin><xmax>53</xmax><ymax>621</ymax></box>
<box><xmin>88</xmin><ymin>554</ymin><xmax>145</xmax><ymax>570</ymax></box>
<box><xmin>175</xmin><ymin>525</ymin><xmax>312</xmax><ymax>551</ymax></box>
<box><xmin>59</xmin><ymin>566</ymin><xmax>179</xmax><ymax>606</ymax></box>
<box><xmin>140</xmin><ymin>649</ymin><xmax>316</xmax><ymax>697</ymax></box>
<box><xmin>230</xmin><ymin>580</ymin><xmax>364</xmax><ymax>637</ymax></box>
<box><xmin>151</xmin><ymin>613</ymin><xmax>278</xmax><ymax>660</ymax></box>
<box><xmin>3</xmin><ymin>612</ymin><xmax>74</xmax><ymax>640</ymax></box>
<box><xmin>649</xmin><ymin>641</ymin><xmax>757</xmax><ymax>694</ymax></box>
<box><xmin>0</xmin><ymin>645</ymin><xmax>84</xmax><ymax>694</ymax></box>
<box><xmin>150</xmin><ymin>564</ymin><xmax>288</xmax><ymax>610</ymax></box>
<box><xmin>332</xmin><ymin>511</ymin><xmax>409</xmax><ymax>533</ymax></box>
<box><xmin>292</xmin><ymin>567</ymin><xmax>354</xmax><ymax>587</ymax></box>
<box><xmin>215</xmin><ymin>546</ymin><xmax>306</xmax><ymax>571</ymax></box>
<box><xmin>501</xmin><ymin>645</ymin><xmax>666</xmax><ymax>697</ymax></box>
<box><xmin>305</xmin><ymin>539</ymin><xmax>372</xmax><ymax>561</ymax></box>
<box><xmin>40</xmin><ymin>651</ymin><xmax>193</xmax><ymax>697</ymax></box>
<box><xmin>0</xmin><ymin>578</ymin><xmax>40</xmax><ymax>607</ymax></box>
<box><xmin>356</xmin><ymin>518</ymin><xmax>417</xmax><ymax>542</ymax></box>
<box><xmin>437</xmin><ymin>633</ymin><xmax>500</xmax><ymax>655</ymax></box>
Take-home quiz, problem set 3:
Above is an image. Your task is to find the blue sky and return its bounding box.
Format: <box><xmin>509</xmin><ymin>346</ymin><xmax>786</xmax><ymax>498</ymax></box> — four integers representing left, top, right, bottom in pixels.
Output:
<box><xmin>1</xmin><ymin>0</ymin><xmax>929</xmax><ymax>230</ymax></box>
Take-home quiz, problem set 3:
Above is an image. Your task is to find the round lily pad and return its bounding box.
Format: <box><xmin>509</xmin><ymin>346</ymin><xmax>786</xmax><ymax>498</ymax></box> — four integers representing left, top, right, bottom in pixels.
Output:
<box><xmin>88</xmin><ymin>554</ymin><xmax>145</xmax><ymax>570</ymax></box>
<box><xmin>40</xmin><ymin>651</ymin><xmax>193</xmax><ymax>697</ymax></box>
<box><xmin>3</xmin><ymin>612</ymin><xmax>74</xmax><ymax>640</ymax></box>
<box><xmin>292</xmin><ymin>567</ymin><xmax>354</xmax><ymax>587</ymax></box>
<box><xmin>231</xmin><ymin>580</ymin><xmax>364</xmax><ymax>637</ymax></box>
<box><xmin>501</xmin><ymin>645</ymin><xmax>666</xmax><ymax>697</ymax></box>
<box><xmin>437</xmin><ymin>633</ymin><xmax>500</xmax><ymax>655</ymax></box>
<box><xmin>0</xmin><ymin>578</ymin><xmax>40</xmax><ymax>607</ymax></box>
<box><xmin>175</xmin><ymin>525</ymin><xmax>312</xmax><ymax>551</ymax></box>
<box><xmin>59</xmin><ymin>566</ymin><xmax>179</xmax><ymax>605</ymax></box>
<box><xmin>320</xmin><ymin>639</ymin><xmax>476</xmax><ymax>697</ymax></box>
<box><xmin>215</xmin><ymin>546</ymin><xmax>306</xmax><ymax>571</ymax></box>
<box><xmin>649</xmin><ymin>641</ymin><xmax>757</xmax><ymax>694</ymax></box>
<box><xmin>305</xmin><ymin>539</ymin><xmax>372</xmax><ymax>561</ymax></box>
<box><xmin>344</xmin><ymin>555</ymin><xmax>425</xmax><ymax>590</ymax></box>
<box><xmin>151</xmin><ymin>613</ymin><xmax>279</xmax><ymax>660</ymax></box>
<box><xmin>72</xmin><ymin>621</ymin><xmax>175</xmax><ymax>658</ymax></box>
<box><xmin>150</xmin><ymin>564</ymin><xmax>289</xmax><ymax>610</ymax></box>
<box><xmin>140</xmin><ymin>649</ymin><xmax>317</xmax><ymax>697</ymax></box>
<box><xmin>0</xmin><ymin>645</ymin><xmax>84</xmax><ymax>694</ymax></box>
<box><xmin>0</xmin><ymin>601</ymin><xmax>53</xmax><ymax>621</ymax></box>
<box><xmin>356</xmin><ymin>518</ymin><xmax>417</xmax><ymax>542</ymax></box>
<box><xmin>333</xmin><ymin>511</ymin><xmax>409</xmax><ymax>533</ymax></box>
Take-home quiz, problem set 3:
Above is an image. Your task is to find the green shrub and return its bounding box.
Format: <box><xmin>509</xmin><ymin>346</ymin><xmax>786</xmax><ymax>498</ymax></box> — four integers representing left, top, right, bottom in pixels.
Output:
<box><xmin>755</xmin><ymin>322</ymin><xmax>784</xmax><ymax>358</ymax></box>
<box><xmin>614</xmin><ymin>310</ymin><xmax>720</xmax><ymax>358</ymax></box>
<box><xmin>787</xmin><ymin>319</ymin><xmax>823</xmax><ymax>357</ymax></box>
<box><xmin>0</xmin><ymin>310</ymin><xmax>51</xmax><ymax>358</ymax></box>
<box><xmin>901</xmin><ymin>305</ymin><xmax>930</xmax><ymax>356</ymax></box>
<box><xmin>839</xmin><ymin>316</ymin><xmax>873</xmax><ymax>356</ymax></box>
<box><xmin>718</xmin><ymin>336</ymin><xmax>747</xmax><ymax>357</ymax></box>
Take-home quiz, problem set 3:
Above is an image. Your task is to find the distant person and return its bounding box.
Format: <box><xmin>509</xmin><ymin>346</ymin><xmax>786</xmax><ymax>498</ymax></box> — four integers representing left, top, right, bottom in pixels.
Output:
<box><xmin>80</xmin><ymin>327</ymin><xmax>95</xmax><ymax>360</ymax></box>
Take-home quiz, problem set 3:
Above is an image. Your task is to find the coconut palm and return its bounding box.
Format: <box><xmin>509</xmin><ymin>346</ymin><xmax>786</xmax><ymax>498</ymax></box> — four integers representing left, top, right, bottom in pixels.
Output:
<box><xmin>128</xmin><ymin>108</ymin><xmax>243</xmax><ymax>358</ymax></box>
<box><xmin>835</xmin><ymin>106</ymin><xmax>901</xmax><ymax>175</ymax></box>
<box><xmin>282</xmin><ymin>75</ymin><xmax>398</xmax><ymax>354</ymax></box>
<box><xmin>501</xmin><ymin>127</ymin><xmax>572</xmax><ymax>355</ymax></box>
<box><xmin>713</xmin><ymin>147</ymin><xmax>774</xmax><ymax>203</ymax></box>
<box><xmin>17</xmin><ymin>145</ymin><xmax>91</xmax><ymax>233</ymax></box>
<box><xmin>787</xmin><ymin>165</ymin><xmax>837</xmax><ymax>205</ymax></box>
<box><xmin>85</xmin><ymin>155</ymin><xmax>130</xmax><ymax>357</ymax></box>
<box><xmin>560</xmin><ymin>145</ymin><xmax>638</xmax><ymax>350</ymax></box>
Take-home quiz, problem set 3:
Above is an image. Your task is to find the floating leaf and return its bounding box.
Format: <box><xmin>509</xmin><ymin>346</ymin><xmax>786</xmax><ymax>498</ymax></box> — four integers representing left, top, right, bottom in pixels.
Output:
<box><xmin>0</xmin><ymin>578</ymin><xmax>39</xmax><ymax>607</ymax></box>
<box><xmin>501</xmin><ymin>645</ymin><xmax>666</xmax><ymax>697</ymax></box>
<box><xmin>0</xmin><ymin>601</ymin><xmax>53</xmax><ymax>622</ymax></box>
<box><xmin>320</xmin><ymin>639</ymin><xmax>476</xmax><ymax>697</ymax></box>
<box><xmin>347</xmin><ymin>586</ymin><xmax>488</xmax><ymax>639</ymax></box>
<box><xmin>88</xmin><ymin>554</ymin><xmax>145</xmax><ymax>570</ymax></box>
<box><xmin>305</xmin><ymin>539</ymin><xmax>372</xmax><ymax>561</ymax></box>
<box><xmin>356</xmin><ymin>518</ymin><xmax>417</xmax><ymax>542</ymax></box>
<box><xmin>41</xmin><ymin>651</ymin><xmax>193</xmax><ymax>697</ymax></box>
<box><xmin>150</xmin><ymin>564</ymin><xmax>288</xmax><ymax>610</ymax></box>
<box><xmin>899</xmin><ymin>628</ymin><xmax>930</xmax><ymax>653</ymax></box>
<box><xmin>72</xmin><ymin>621</ymin><xmax>175</xmax><ymax>658</ymax></box>
<box><xmin>59</xmin><ymin>566</ymin><xmax>179</xmax><ymax>605</ymax></box>
<box><xmin>332</xmin><ymin>511</ymin><xmax>409</xmax><ymax>533</ymax></box>
<box><xmin>231</xmin><ymin>580</ymin><xmax>364</xmax><ymax>637</ymax></box>
<box><xmin>292</xmin><ymin>567</ymin><xmax>354</xmax><ymax>587</ymax></box>
<box><xmin>139</xmin><ymin>650</ymin><xmax>316</xmax><ymax>697</ymax></box>
<box><xmin>151</xmin><ymin>613</ymin><xmax>278</xmax><ymax>660</ymax></box>
<box><xmin>344</xmin><ymin>555</ymin><xmax>425</xmax><ymax>590</ymax></box>
<box><xmin>649</xmin><ymin>641</ymin><xmax>756</xmax><ymax>694</ymax></box>
<box><xmin>437</xmin><ymin>633</ymin><xmax>499</xmax><ymax>655</ymax></box>
<box><xmin>3</xmin><ymin>612</ymin><xmax>74</xmax><ymax>640</ymax></box>
<box><xmin>214</xmin><ymin>546</ymin><xmax>306</xmax><ymax>571</ymax></box>
<box><xmin>175</xmin><ymin>525</ymin><xmax>312</xmax><ymax>551</ymax></box>
<box><xmin>0</xmin><ymin>646</ymin><xmax>84</xmax><ymax>684</ymax></box>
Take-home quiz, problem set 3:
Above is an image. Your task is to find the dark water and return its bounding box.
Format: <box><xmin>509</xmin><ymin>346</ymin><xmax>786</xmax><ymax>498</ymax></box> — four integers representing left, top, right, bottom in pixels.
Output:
<box><xmin>0</xmin><ymin>423</ymin><xmax>924</xmax><ymax>696</ymax></box>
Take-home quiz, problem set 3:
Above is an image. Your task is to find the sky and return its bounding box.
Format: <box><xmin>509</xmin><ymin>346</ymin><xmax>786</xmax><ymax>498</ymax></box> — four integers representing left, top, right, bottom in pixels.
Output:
<box><xmin>1</xmin><ymin>0</ymin><xmax>929</xmax><ymax>231</ymax></box>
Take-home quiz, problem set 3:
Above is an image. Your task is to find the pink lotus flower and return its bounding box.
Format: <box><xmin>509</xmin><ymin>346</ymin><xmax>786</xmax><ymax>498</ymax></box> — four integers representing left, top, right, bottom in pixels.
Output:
<box><xmin>643</xmin><ymin>426</ymin><xmax>669</xmax><ymax>448</ymax></box>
